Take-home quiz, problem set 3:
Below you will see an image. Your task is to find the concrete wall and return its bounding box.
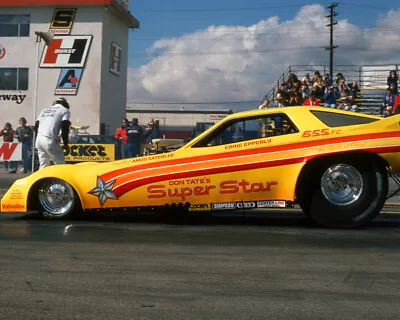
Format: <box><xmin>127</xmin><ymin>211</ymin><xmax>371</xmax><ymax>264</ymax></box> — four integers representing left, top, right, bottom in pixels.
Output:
<box><xmin>100</xmin><ymin>6</ymin><xmax>129</xmax><ymax>135</ymax></box>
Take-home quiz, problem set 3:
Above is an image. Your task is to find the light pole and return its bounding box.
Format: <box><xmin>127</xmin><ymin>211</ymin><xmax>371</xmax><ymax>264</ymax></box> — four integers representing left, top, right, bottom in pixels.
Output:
<box><xmin>32</xmin><ymin>31</ymin><xmax>54</xmax><ymax>172</ymax></box>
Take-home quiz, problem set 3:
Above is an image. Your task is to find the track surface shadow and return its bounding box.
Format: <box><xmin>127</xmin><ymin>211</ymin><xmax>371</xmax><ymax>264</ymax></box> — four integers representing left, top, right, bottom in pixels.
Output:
<box><xmin>13</xmin><ymin>208</ymin><xmax>400</xmax><ymax>230</ymax></box>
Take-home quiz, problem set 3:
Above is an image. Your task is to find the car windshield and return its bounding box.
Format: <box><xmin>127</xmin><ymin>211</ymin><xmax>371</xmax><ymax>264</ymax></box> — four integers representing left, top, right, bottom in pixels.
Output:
<box><xmin>192</xmin><ymin>113</ymin><xmax>298</xmax><ymax>147</ymax></box>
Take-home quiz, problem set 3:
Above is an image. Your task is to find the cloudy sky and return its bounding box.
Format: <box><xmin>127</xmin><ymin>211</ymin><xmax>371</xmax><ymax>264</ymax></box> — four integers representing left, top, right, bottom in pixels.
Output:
<box><xmin>126</xmin><ymin>1</ymin><xmax>400</xmax><ymax>111</ymax></box>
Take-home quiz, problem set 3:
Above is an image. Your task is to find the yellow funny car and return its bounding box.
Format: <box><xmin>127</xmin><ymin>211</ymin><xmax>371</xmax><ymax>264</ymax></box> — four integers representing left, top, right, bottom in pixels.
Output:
<box><xmin>2</xmin><ymin>106</ymin><xmax>400</xmax><ymax>228</ymax></box>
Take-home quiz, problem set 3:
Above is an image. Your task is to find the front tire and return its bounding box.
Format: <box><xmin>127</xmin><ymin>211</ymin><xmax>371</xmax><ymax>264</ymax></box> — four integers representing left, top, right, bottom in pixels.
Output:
<box><xmin>37</xmin><ymin>178</ymin><xmax>78</xmax><ymax>219</ymax></box>
<box><xmin>303</xmin><ymin>160</ymin><xmax>388</xmax><ymax>228</ymax></box>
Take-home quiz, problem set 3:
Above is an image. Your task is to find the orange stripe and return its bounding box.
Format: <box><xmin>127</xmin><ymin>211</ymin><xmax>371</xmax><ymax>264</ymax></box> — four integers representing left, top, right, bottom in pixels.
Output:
<box><xmin>111</xmin><ymin>144</ymin><xmax>400</xmax><ymax>198</ymax></box>
<box><xmin>101</xmin><ymin>131</ymin><xmax>400</xmax><ymax>182</ymax></box>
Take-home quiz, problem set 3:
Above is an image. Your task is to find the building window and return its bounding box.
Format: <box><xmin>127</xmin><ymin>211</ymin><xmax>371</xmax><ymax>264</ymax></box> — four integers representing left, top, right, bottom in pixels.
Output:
<box><xmin>0</xmin><ymin>68</ymin><xmax>29</xmax><ymax>90</ymax></box>
<box><xmin>0</xmin><ymin>14</ymin><xmax>30</xmax><ymax>37</ymax></box>
<box><xmin>110</xmin><ymin>42</ymin><xmax>122</xmax><ymax>76</ymax></box>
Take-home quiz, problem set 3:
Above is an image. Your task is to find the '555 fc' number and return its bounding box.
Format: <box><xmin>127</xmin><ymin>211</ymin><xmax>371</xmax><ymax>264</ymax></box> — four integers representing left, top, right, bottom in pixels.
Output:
<box><xmin>301</xmin><ymin>129</ymin><xmax>341</xmax><ymax>138</ymax></box>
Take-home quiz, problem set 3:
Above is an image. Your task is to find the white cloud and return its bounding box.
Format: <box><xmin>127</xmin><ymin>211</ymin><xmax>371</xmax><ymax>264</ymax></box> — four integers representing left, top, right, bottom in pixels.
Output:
<box><xmin>127</xmin><ymin>5</ymin><xmax>400</xmax><ymax>110</ymax></box>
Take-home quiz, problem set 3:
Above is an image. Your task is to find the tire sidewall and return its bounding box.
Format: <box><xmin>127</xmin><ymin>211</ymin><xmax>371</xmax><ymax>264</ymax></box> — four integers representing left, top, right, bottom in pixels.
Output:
<box><xmin>37</xmin><ymin>178</ymin><xmax>77</xmax><ymax>219</ymax></box>
<box><xmin>307</xmin><ymin>160</ymin><xmax>387</xmax><ymax>228</ymax></box>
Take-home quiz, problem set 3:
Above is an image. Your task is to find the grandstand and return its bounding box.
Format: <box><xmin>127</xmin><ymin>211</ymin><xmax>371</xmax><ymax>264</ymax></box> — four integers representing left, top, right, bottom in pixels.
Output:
<box><xmin>266</xmin><ymin>64</ymin><xmax>399</xmax><ymax>115</ymax></box>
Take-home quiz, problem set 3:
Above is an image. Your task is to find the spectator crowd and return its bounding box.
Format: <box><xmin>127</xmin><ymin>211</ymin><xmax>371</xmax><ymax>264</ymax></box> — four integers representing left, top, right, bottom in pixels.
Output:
<box><xmin>0</xmin><ymin>117</ymin><xmax>34</xmax><ymax>174</ymax></box>
<box><xmin>114</xmin><ymin>117</ymin><xmax>161</xmax><ymax>159</ymax></box>
<box><xmin>0</xmin><ymin>114</ymin><xmax>162</xmax><ymax>175</ymax></box>
<box><xmin>261</xmin><ymin>69</ymin><xmax>400</xmax><ymax>117</ymax></box>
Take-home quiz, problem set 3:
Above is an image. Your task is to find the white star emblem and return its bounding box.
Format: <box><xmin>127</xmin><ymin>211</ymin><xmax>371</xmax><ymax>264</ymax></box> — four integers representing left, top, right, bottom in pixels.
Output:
<box><xmin>88</xmin><ymin>177</ymin><xmax>118</xmax><ymax>206</ymax></box>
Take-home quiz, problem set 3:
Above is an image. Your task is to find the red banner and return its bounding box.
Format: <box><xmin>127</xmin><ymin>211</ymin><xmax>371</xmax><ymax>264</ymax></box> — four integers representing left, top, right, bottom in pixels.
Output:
<box><xmin>0</xmin><ymin>142</ymin><xmax>22</xmax><ymax>161</ymax></box>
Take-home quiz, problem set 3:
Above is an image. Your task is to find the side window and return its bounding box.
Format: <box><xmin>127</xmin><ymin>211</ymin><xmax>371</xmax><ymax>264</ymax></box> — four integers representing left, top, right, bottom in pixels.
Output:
<box><xmin>193</xmin><ymin>113</ymin><xmax>298</xmax><ymax>147</ymax></box>
<box><xmin>0</xmin><ymin>68</ymin><xmax>29</xmax><ymax>90</ymax></box>
<box><xmin>0</xmin><ymin>14</ymin><xmax>30</xmax><ymax>37</ymax></box>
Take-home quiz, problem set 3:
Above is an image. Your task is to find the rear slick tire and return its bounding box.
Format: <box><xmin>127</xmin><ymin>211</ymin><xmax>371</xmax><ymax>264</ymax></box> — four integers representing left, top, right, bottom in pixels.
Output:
<box><xmin>306</xmin><ymin>161</ymin><xmax>388</xmax><ymax>228</ymax></box>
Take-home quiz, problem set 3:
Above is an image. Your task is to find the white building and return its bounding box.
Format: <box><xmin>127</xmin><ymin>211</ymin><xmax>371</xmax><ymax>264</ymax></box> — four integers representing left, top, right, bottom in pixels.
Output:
<box><xmin>0</xmin><ymin>0</ymin><xmax>139</xmax><ymax>134</ymax></box>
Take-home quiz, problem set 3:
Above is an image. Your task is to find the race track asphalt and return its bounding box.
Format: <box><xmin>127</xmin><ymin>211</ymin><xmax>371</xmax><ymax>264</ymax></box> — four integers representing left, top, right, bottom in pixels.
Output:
<box><xmin>1</xmin><ymin>169</ymin><xmax>400</xmax><ymax>319</ymax></box>
<box><xmin>1</xmin><ymin>212</ymin><xmax>400</xmax><ymax>320</ymax></box>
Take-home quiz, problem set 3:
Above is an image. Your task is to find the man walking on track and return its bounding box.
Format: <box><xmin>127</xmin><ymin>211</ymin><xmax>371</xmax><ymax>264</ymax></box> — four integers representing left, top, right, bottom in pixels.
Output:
<box><xmin>35</xmin><ymin>97</ymin><xmax>71</xmax><ymax>170</ymax></box>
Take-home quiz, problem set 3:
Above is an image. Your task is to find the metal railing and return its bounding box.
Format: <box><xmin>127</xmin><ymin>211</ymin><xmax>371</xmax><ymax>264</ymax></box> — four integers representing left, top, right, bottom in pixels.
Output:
<box><xmin>266</xmin><ymin>64</ymin><xmax>399</xmax><ymax>115</ymax></box>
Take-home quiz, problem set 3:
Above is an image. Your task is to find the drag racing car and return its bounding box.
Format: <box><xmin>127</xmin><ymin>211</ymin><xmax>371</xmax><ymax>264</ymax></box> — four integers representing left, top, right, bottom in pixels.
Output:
<box><xmin>2</xmin><ymin>106</ymin><xmax>400</xmax><ymax>228</ymax></box>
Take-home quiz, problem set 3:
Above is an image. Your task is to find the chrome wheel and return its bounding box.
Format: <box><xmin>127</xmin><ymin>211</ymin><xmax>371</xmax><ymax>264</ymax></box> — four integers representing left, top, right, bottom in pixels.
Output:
<box><xmin>38</xmin><ymin>179</ymin><xmax>76</xmax><ymax>217</ymax></box>
<box><xmin>321</xmin><ymin>164</ymin><xmax>363</xmax><ymax>206</ymax></box>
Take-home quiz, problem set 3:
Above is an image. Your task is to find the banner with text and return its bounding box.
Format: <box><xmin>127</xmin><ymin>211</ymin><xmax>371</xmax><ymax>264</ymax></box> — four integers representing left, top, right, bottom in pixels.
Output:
<box><xmin>64</xmin><ymin>144</ymin><xmax>115</xmax><ymax>162</ymax></box>
<box><xmin>0</xmin><ymin>142</ymin><xmax>22</xmax><ymax>161</ymax></box>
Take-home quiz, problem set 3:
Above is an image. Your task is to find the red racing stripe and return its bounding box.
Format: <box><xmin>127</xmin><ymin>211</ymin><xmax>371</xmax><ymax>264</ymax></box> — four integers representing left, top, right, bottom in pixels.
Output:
<box><xmin>111</xmin><ymin>144</ymin><xmax>400</xmax><ymax>198</ymax></box>
<box><xmin>101</xmin><ymin>131</ymin><xmax>400</xmax><ymax>183</ymax></box>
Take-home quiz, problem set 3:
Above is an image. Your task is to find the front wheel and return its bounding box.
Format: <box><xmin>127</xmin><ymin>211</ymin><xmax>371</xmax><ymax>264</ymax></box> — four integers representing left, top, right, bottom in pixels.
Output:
<box><xmin>37</xmin><ymin>178</ymin><xmax>78</xmax><ymax>219</ymax></box>
<box><xmin>303</xmin><ymin>160</ymin><xmax>388</xmax><ymax>228</ymax></box>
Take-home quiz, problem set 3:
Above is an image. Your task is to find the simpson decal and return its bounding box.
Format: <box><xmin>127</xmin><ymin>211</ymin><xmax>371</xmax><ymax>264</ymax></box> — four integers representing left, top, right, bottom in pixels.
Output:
<box><xmin>211</xmin><ymin>203</ymin><xmax>236</xmax><ymax>210</ymax></box>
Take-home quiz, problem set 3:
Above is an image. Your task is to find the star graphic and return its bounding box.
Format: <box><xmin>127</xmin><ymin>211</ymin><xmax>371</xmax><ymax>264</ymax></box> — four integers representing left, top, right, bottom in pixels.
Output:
<box><xmin>88</xmin><ymin>177</ymin><xmax>118</xmax><ymax>206</ymax></box>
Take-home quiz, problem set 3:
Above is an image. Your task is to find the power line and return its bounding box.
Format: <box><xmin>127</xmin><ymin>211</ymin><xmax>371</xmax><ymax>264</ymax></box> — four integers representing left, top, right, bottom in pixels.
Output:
<box><xmin>127</xmin><ymin>46</ymin><xmax>329</xmax><ymax>58</ymax></box>
<box><xmin>130</xmin><ymin>27</ymin><xmax>400</xmax><ymax>42</ymax></box>
<box><xmin>139</xmin><ymin>4</ymin><xmax>310</xmax><ymax>13</ymax></box>
<box><xmin>340</xmin><ymin>2</ymin><xmax>394</xmax><ymax>10</ymax></box>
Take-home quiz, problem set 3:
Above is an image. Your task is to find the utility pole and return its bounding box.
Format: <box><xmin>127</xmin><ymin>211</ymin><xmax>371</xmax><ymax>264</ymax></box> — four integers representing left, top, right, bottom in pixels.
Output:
<box><xmin>325</xmin><ymin>2</ymin><xmax>338</xmax><ymax>78</ymax></box>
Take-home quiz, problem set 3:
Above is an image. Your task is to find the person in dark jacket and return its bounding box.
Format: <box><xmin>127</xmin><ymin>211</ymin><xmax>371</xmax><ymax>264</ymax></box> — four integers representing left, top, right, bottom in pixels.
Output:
<box><xmin>144</xmin><ymin>119</ymin><xmax>161</xmax><ymax>144</ymax></box>
<box><xmin>14</xmin><ymin>117</ymin><xmax>33</xmax><ymax>173</ymax></box>
<box><xmin>387</xmin><ymin>70</ymin><xmax>398</xmax><ymax>94</ymax></box>
<box><xmin>381</xmin><ymin>89</ymin><xmax>395</xmax><ymax>117</ymax></box>
<box><xmin>114</xmin><ymin>118</ymin><xmax>129</xmax><ymax>159</ymax></box>
<box><xmin>0</xmin><ymin>122</ymin><xmax>18</xmax><ymax>173</ymax></box>
<box><xmin>323</xmin><ymin>87</ymin><xmax>338</xmax><ymax>108</ymax></box>
<box><xmin>126</xmin><ymin>117</ymin><xmax>143</xmax><ymax>157</ymax></box>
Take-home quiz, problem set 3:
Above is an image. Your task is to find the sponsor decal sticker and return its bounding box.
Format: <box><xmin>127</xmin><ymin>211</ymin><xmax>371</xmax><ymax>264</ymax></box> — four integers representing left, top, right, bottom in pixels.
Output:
<box><xmin>40</xmin><ymin>35</ymin><xmax>93</xmax><ymax>68</ymax></box>
<box><xmin>236</xmin><ymin>201</ymin><xmax>256</xmax><ymax>209</ymax></box>
<box><xmin>212</xmin><ymin>202</ymin><xmax>236</xmax><ymax>210</ymax></box>
<box><xmin>0</xmin><ymin>44</ymin><xmax>6</xmax><ymax>59</ymax></box>
<box><xmin>257</xmin><ymin>200</ymin><xmax>286</xmax><ymax>208</ymax></box>
<box><xmin>50</xmin><ymin>8</ymin><xmax>76</xmax><ymax>34</ymax></box>
<box><xmin>1</xmin><ymin>203</ymin><xmax>25</xmax><ymax>211</ymax></box>
<box><xmin>55</xmin><ymin>68</ymin><xmax>83</xmax><ymax>95</ymax></box>
<box><xmin>63</xmin><ymin>144</ymin><xmax>115</xmax><ymax>162</ymax></box>
<box><xmin>188</xmin><ymin>204</ymin><xmax>210</xmax><ymax>212</ymax></box>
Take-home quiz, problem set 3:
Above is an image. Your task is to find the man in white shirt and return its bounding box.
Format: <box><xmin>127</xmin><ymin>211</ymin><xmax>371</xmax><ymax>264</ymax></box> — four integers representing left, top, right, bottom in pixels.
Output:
<box><xmin>35</xmin><ymin>97</ymin><xmax>71</xmax><ymax>169</ymax></box>
<box><xmin>258</xmin><ymin>96</ymin><xmax>270</xmax><ymax>109</ymax></box>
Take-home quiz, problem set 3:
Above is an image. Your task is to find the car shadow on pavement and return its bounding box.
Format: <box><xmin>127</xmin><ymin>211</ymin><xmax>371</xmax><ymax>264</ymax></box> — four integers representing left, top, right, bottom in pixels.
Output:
<box><xmin>14</xmin><ymin>210</ymin><xmax>400</xmax><ymax>230</ymax></box>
